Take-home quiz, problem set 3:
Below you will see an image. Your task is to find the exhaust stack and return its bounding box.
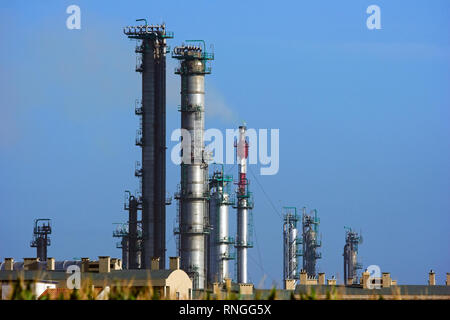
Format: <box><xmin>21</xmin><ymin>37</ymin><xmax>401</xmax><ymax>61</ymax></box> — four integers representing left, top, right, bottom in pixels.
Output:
<box><xmin>234</xmin><ymin>125</ymin><xmax>254</xmax><ymax>284</ymax></box>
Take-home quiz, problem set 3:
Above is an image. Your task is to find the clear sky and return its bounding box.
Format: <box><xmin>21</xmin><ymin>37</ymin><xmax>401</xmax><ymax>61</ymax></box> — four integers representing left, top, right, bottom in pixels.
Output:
<box><xmin>0</xmin><ymin>0</ymin><xmax>449</xmax><ymax>286</ymax></box>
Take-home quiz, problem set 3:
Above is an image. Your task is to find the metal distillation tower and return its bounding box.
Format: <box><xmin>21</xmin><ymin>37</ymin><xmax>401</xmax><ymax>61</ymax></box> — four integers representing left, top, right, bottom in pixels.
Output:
<box><xmin>173</xmin><ymin>42</ymin><xmax>214</xmax><ymax>289</ymax></box>
<box><xmin>208</xmin><ymin>164</ymin><xmax>235</xmax><ymax>284</ymax></box>
<box><xmin>343</xmin><ymin>227</ymin><xmax>363</xmax><ymax>285</ymax></box>
<box><xmin>123</xmin><ymin>22</ymin><xmax>173</xmax><ymax>269</ymax></box>
<box><xmin>283</xmin><ymin>207</ymin><xmax>300</xmax><ymax>281</ymax></box>
<box><xmin>300</xmin><ymin>207</ymin><xmax>322</xmax><ymax>277</ymax></box>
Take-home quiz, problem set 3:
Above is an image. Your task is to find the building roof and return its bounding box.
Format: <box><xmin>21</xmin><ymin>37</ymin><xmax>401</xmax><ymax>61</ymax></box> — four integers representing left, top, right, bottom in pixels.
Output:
<box><xmin>294</xmin><ymin>284</ymin><xmax>450</xmax><ymax>296</ymax></box>
<box><xmin>207</xmin><ymin>284</ymin><xmax>450</xmax><ymax>300</ymax></box>
<box><xmin>0</xmin><ymin>269</ymin><xmax>175</xmax><ymax>283</ymax></box>
<box><xmin>0</xmin><ymin>261</ymin><xmax>82</xmax><ymax>272</ymax></box>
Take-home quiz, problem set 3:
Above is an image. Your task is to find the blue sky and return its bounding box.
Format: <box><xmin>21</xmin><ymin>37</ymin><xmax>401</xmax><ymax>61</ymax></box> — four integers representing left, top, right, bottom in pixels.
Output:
<box><xmin>0</xmin><ymin>0</ymin><xmax>449</xmax><ymax>286</ymax></box>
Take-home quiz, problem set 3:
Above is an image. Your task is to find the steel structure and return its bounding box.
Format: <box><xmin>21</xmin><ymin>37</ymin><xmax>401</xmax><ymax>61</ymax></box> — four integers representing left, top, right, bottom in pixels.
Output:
<box><xmin>173</xmin><ymin>41</ymin><xmax>214</xmax><ymax>290</ymax></box>
<box><xmin>30</xmin><ymin>219</ymin><xmax>52</xmax><ymax>261</ymax></box>
<box><xmin>208</xmin><ymin>164</ymin><xmax>234</xmax><ymax>284</ymax></box>
<box><xmin>233</xmin><ymin>125</ymin><xmax>254</xmax><ymax>284</ymax></box>
<box><xmin>125</xmin><ymin>191</ymin><xmax>141</xmax><ymax>269</ymax></box>
<box><xmin>283</xmin><ymin>207</ymin><xmax>300</xmax><ymax>281</ymax></box>
<box><xmin>299</xmin><ymin>207</ymin><xmax>322</xmax><ymax>277</ymax></box>
<box><xmin>343</xmin><ymin>227</ymin><xmax>363</xmax><ymax>285</ymax></box>
<box><xmin>123</xmin><ymin>21</ymin><xmax>173</xmax><ymax>269</ymax></box>
<box><xmin>113</xmin><ymin>223</ymin><xmax>129</xmax><ymax>269</ymax></box>
<box><xmin>113</xmin><ymin>191</ymin><xmax>143</xmax><ymax>269</ymax></box>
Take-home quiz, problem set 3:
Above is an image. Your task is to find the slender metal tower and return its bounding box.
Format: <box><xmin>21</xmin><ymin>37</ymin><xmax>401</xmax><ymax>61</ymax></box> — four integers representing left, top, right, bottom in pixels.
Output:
<box><xmin>113</xmin><ymin>223</ymin><xmax>129</xmax><ymax>269</ymax></box>
<box><xmin>124</xmin><ymin>191</ymin><xmax>141</xmax><ymax>269</ymax></box>
<box><xmin>113</xmin><ymin>192</ymin><xmax>143</xmax><ymax>269</ymax></box>
<box><xmin>283</xmin><ymin>207</ymin><xmax>300</xmax><ymax>281</ymax></box>
<box><xmin>343</xmin><ymin>227</ymin><xmax>363</xmax><ymax>285</ymax></box>
<box><xmin>233</xmin><ymin>125</ymin><xmax>254</xmax><ymax>284</ymax></box>
<box><xmin>208</xmin><ymin>164</ymin><xmax>234</xmax><ymax>284</ymax></box>
<box><xmin>123</xmin><ymin>22</ymin><xmax>173</xmax><ymax>269</ymax></box>
<box><xmin>173</xmin><ymin>42</ymin><xmax>214</xmax><ymax>289</ymax></box>
<box><xmin>30</xmin><ymin>219</ymin><xmax>52</xmax><ymax>261</ymax></box>
<box><xmin>299</xmin><ymin>207</ymin><xmax>322</xmax><ymax>277</ymax></box>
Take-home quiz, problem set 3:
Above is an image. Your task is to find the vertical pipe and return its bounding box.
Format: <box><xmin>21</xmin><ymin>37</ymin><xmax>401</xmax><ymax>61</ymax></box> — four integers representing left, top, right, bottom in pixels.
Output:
<box><xmin>290</xmin><ymin>226</ymin><xmax>297</xmax><ymax>279</ymax></box>
<box><xmin>37</xmin><ymin>237</ymin><xmax>45</xmax><ymax>262</ymax></box>
<box><xmin>128</xmin><ymin>196</ymin><xmax>139</xmax><ymax>269</ymax></box>
<box><xmin>283</xmin><ymin>209</ymin><xmax>298</xmax><ymax>281</ymax></box>
<box><xmin>208</xmin><ymin>195</ymin><xmax>217</xmax><ymax>283</ymax></box>
<box><xmin>237</xmin><ymin>205</ymin><xmax>248</xmax><ymax>283</ymax></box>
<box><xmin>219</xmin><ymin>193</ymin><xmax>230</xmax><ymax>281</ymax></box>
<box><xmin>122</xmin><ymin>237</ymin><xmax>129</xmax><ymax>270</ymax></box>
<box><xmin>154</xmin><ymin>36</ymin><xmax>167</xmax><ymax>270</ymax></box>
<box><xmin>284</xmin><ymin>225</ymin><xmax>287</xmax><ymax>280</ymax></box>
<box><xmin>343</xmin><ymin>243</ymin><xmax>348</xmax><ymax>285</ymax></box>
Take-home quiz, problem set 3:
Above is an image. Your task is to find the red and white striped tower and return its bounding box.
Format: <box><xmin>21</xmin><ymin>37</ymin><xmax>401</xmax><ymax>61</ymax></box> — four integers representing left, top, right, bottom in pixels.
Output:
<box><xmin>234</xmin><ymin>125</ymin><xmax>253</xmax><ymax>283</ymax></box>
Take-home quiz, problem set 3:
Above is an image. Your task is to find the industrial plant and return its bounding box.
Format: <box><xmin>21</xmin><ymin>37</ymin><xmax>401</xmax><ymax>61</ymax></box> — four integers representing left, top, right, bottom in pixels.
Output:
<box><xmin>114</xmin><ymin>22</ymin><xmax>258</xmax><ymax>291</ymax></box>
<box><xmin>1</xmin><ymin>19</ymin><xmax>449</xmax><ymax>301</ymax></box>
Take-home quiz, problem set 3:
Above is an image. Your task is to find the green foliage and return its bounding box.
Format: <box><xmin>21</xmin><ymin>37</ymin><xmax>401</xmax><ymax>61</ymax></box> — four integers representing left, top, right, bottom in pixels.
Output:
<box><xmin>69</xmin><ymin>289</ymin><xmax>80</xmax><ymax>300</ymax></box>
<box><xmin>151</xmin><ymin>289</ymin><xmax>160</xmax><ymax>300</ymax></box>
<box><xmin>307</xmin><ymin>287</ymin><xmax>316</xmax><ymax>300</ymax></box>
<box><xmin>10</xmin><ymin>279</ymin><xmax>36</xmax><ymax>300</ymax></box>
<box><xmin>226</xmin><ymin>291</ymin><xmax>238</xmax><ymax>300</ymax></box>
<box><xmin>289</xmin><ymin>291</ymin><xmax>296</xmax><ymax>300</ymax></box>
<box><xmin>298</xmin><ymin>287</ymin><xmax>317</xmax><ymax>300</ymax></box>
<box><xmin>38</xmin><ymin>293</ymin><xmax>50</xmax><ymax>300</ymax></box>
<box><xmin>326</xmin><ymin>286</ymin><xmax>337</xmax><ymax>300</ymax></box>
<box><xmin>267</xmin><ymin>287</ymin><xmax>277</xmax><ymax>300</ymax></box>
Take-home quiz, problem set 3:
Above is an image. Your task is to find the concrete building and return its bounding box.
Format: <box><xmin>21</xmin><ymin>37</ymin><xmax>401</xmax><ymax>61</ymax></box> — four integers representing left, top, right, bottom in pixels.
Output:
<box><xmin>1</xmin><ymin>279</ymin><xmax>57</xmax><ymax>300</ymax></box>
<box><xmin>0</xmin><ymin>256</ymin><xmax>192</xmax><ymax>300</ymax></box>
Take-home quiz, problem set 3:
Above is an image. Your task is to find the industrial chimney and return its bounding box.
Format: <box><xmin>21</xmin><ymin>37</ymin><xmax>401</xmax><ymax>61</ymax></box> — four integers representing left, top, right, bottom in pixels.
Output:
<box><xmin>233</xmin><ymin>125</ymin><xmax>254</xmax><ymax>284</ymax></box>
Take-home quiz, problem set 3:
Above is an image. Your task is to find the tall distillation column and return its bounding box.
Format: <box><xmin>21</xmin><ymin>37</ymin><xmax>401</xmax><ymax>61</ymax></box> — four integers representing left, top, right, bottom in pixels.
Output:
<box><xmin>208</xmin><ymin>165</ymin><xmax>234</xmax><ymax>284</ymax></box>
<box><xmin>123</xmin><ymin>22</ymin><xmax>173</xmax><ymax>269</ymax></box>
<box><xmin>173</xmin><ymin>42</ymin><xmax>214</xmax><ymax>289</ymax></box>
<box><xmin>30</xmin><ymin>219</ymin><xmax>52</xmax><ymax>261</ymax></box>
<box><xmin>283</xmin><ymin>207</ymin><xmax>299</xmax><ymax>281</ymax></box>
<box><xmin>343</xmin><ymin>227</ymin><xmax>363</xmax><ymax>285</ymax></box>
<box><xmin>300</xmin><ymin>207</ymin><xmax>322</xmax><ymax>277</ymax></box>
<box><xmin>233</xmin><ymin>125</ymin><xmax>254</xmax><ymax>284</ymax></box>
